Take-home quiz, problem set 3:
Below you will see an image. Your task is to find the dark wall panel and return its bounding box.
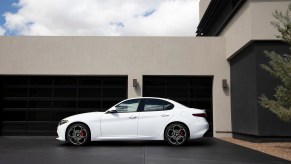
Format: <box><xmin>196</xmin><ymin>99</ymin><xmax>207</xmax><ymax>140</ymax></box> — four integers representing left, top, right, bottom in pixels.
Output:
<box><xmin>254</xmin><ymin>42</ymin><xmax>291</xmax><ymax>136</ymax></box>
<box><xmin>230</xmin><ymin>40</ymin><xmax>291</xmax><ymax>138</ymax></box>
<box><xmin>230</xmin><ymin>44</ymin><xmax>259</xmax><ymax>135</ymax></box>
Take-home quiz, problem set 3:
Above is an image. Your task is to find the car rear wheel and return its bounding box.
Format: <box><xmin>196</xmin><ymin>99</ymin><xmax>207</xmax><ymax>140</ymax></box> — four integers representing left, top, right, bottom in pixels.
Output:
<box><xmin>66</xmin><ymin>123</ymin><xmax>90</xmax><ymax>146</ymax></box>
<box><xmin>165</xmin><ymin>123</ymin><xmax>188</xmax><ymax>146</ymax></box>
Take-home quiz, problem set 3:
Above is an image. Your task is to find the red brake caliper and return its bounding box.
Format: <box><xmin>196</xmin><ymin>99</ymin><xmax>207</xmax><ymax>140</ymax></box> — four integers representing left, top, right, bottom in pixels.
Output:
<box><xmin>179</xmin><ymin>131</ymin><xmax>184</xmax><ymax>136</ymax></box>
<box><xmin>80</xmin><ymin>130</ymin><xmax>84</xmax><ymax>136</ymax></box>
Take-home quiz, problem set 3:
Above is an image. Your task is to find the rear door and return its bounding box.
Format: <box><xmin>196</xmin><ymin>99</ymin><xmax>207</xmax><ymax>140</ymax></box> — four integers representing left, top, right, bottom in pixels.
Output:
<box><xmin>138</xmin><ymin>99</ymin><xmax>174</xmax><ymax>137</ymax></box>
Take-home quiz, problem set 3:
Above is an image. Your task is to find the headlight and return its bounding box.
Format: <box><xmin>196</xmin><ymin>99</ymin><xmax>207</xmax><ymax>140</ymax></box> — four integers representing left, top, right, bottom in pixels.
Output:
<box><xmin>59</xmin><ymin>120</ymin><xmax>68</xmax><ymax>125</ymax></box>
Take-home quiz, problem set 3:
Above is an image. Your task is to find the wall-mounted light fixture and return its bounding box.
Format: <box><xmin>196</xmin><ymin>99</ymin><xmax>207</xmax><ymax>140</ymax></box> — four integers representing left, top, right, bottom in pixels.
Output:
<box><xmin>222</xmin><ymin>79</ymin><xmax>228</xmax><ymax>89</ymax></box>
<box><xmin>133</xmin><ymin>79</ymin><xmax>138</xmax><ymax>87</ymax></box>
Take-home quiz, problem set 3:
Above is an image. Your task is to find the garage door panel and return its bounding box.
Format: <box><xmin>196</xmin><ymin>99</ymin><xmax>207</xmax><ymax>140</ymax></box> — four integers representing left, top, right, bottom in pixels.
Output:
<box><xmin>30</xmin><ymin>77</ymin><xmax>53</xmax><ymax>85</ymax></box>
<box><xmin>143</xmin><ymin>79</ymin><xmax>165</xmax><ymax>86</ymax></box>
<box><xmin>2</xmin><ymin>123</ymin><xmax>26</xmax><ymax>131</ymax></box>
<box><xmin>0</xmin><ymin>76</ymin><xmax>128</xmax><ymax>136</ymax></box>
<box><xmin>143</xmin><ymin>76</ymin><xmax>213</xmax><ymax>137</ymax></box>
<box><xmin>29</xmin><ymin>88</ymin><xmax>52</xmax><ymax>97</ymax></box>
<box><xmin>28</xmin><ymin>111</ymin><xmax>51</xmax><ymax>121</ymax></box>
<box><xmin>4</xmin><ymin>100</ymin><xmax>27</xmax><ymax>108</ymax></box>
<box><xmin>28</xmin><ymin>100</ymin><xmax>52</xmax><ymax>108</ymax></box>
<box><xmin>27</xmin><ymin>123</ymin><xmax>52</xmax><ymax>131</ymax></box>
<box><xmin>190</xmin><ymin>100</ymin><xmax>212</xmax><ymax>109</ymax></box>
<box><xmin>190</xmin><ymin>79</ymin><xmax>212</xmax><ymax>86</ymax></box>
<box><xmin>78</xmin><ymin>88</ymin><xmax>101</xmax><ymax>98</ymax></box>
<box><xmin>52</xmin><ymin>111</ymin><xmax>76</xmax><ymax>121</ymax></box>
<box><xmin>4</xmin><ymin>88</ymin><xmax>27</xmax><ymax>97</ymax></box>
<box><xmin>102</xmin><ymin>100</ymin><xmax>122</xmax><ymax>109</ymax></box>
<box><xmin>103</xmin><ymin>78</ymin><xmax>127</xmax><ymax>86</ymax></box>
<box><xmin>4</xmin><ymin>77</ymin><xmax>28</xmax><ymax>85</ymax></box>
<box><xmin>79</xmin><ymin>78</ymin><xmax>102</xmax><ymax>85</ymax></box>
<box><xmin>167</xmin><ymin>78</ymin><xmax>189</xmax><ymax>86</ymax></box>
<box><xmin>103</xmin><ymin>88</ymin><xmax>126</xmax><ymax>98</ymax></box>
<box><xmin>54</xmin><ymin>88</ymin><xmax>77</xmax><ymax>97</ymax></box>
<box><xmin>190</xmin><ymin>88</ymin><xmax>212</xmax><ymax>98</ymax></box>
<box><xmin>167</xmin><ymin>88</ymin><xmax>189</xmax><ymax>98</ymax></box>
<box><xmin>78</xmin><ymin>100</ymin><xmax>101</xmax><ymax>109</ymax></box>
<box><xmin>54</xmin><ymin>77</ymin><xmax>77</xmax><ymax>85</ymax></box>
<box><xmin>143</xmin><ymin>88</ymin><xmax>165</xmax><ymax>97</ymax></box>
<box><xmin>54</xmin><ymin>100</ymin><xmax>76</xmax><ymax>108</ymax></box>
<box><xmin>176</xmin><ymin>100</ymin><xmax>190</xmax><ymax>107</ymax></box>
<box><xmin>3</xmin><ymin>111</ymin><xmax>26</xmax><ymax>121</ymax></box>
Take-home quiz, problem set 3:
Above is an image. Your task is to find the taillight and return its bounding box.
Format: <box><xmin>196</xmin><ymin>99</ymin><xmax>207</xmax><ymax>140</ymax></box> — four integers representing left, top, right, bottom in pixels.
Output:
<box><xmin>192</xmin><ymin>113</ymin><xmax>207</xmax><ymax>117</ymax></box>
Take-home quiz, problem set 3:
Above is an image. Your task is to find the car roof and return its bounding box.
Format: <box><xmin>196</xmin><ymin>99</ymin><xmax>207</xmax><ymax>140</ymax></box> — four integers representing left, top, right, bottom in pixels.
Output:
<box><xmin>126</xmin><ymin>97</ymin><xmax>175</xmax><ymax>103</ymax></box>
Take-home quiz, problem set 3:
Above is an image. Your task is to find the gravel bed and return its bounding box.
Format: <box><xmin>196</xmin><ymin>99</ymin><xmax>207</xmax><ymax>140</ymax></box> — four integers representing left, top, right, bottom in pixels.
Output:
<box><xmin>220</xmin><ymin>137</ymin><xmax>291</xmax><ymax>161</ymax></box>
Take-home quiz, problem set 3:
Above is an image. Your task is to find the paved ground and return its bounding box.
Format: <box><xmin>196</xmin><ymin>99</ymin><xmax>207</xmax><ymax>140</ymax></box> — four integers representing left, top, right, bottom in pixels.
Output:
<box><xmin>0</xmin><ymin>137</ymin><xmax>289</xmax><ymax>164</ymax></box>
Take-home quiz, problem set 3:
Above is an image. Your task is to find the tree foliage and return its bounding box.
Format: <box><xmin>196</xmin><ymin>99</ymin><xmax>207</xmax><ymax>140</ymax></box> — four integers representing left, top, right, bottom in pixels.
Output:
<box><xmin>259</xmin><ymin>3</ymin><xmax>291</xmax><ymax>122</ymax></box>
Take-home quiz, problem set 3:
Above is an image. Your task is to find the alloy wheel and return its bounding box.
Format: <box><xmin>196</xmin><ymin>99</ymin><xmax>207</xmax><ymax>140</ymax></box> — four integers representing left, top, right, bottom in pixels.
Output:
<box><xmin>165</xmin><ymin>123</ymin><xmax>188</xmax><ymax>146</ymax></box>
<box><xmin>67</xmin><ymin>124</ymin><xmax>89</xmax><ymax>145</ymax></box>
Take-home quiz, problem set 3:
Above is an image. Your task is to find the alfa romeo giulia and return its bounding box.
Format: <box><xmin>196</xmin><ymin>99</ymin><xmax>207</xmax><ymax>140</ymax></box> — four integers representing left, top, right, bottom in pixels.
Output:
<box><xmin>57</xmin><ymin>97</ymin><xmax>209</xmax><ymax>146</ymax></box>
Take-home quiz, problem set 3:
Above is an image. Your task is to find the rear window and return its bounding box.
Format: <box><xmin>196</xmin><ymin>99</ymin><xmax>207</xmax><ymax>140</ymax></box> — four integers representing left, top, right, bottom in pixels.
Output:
<box><xmin>143</xmin><ymin>99</ymin><xmax>174</xmax><ymax>112</ymax></box>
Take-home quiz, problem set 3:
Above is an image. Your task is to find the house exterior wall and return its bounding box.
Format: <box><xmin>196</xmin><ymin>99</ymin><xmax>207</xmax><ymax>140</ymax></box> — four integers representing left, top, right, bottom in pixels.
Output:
<box><xmin>223</xmin><ymin>0</ymin><xmax>291</xmax><ymax>140</ymax></box>
<box><xmin>199</xmin><ymin>0</ymin><xmax>211</xmax><ymax>20</ymax></box>
<box><xmin>230</xmin><ymin>40</ymin><xmax>291</xmax><ymax>138</ymax></box>
<box><xmin>220</xmin><ymin>0</ymin><xmax>290</xmax><ymax>58</ymax></box>
<box><xmin>255</xmin><ymin>41</ymin><xmax>291</xmax><ymax>137</ymax></box>
<box><xmin>230</xmin><ymin>43</ymin><xmax>259</xmax><ymax>135</ymax></box>
<box><xmin>0</xmin><ymin>36</ymin><xmax>231</xmax><ymax>137</ymax></box>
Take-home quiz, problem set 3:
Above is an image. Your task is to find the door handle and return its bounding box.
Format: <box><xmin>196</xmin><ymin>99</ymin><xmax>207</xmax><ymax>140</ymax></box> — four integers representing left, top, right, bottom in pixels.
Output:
<box><xmin>129</xmin><ymin>115</ymin><xmax>137</xmax><ymax>119</ymax></box>
<box><xmin>161</xmin><ymin>114</ymin><xmax>170</xmax><ymax>117</ymax></box>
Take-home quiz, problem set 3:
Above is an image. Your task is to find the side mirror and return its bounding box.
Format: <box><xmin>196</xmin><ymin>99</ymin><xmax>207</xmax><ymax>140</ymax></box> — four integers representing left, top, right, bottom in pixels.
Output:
<box><xmin>106</xmin><ymin>109</ymin><xmax>118</xmax><ymax>114</ymax></box>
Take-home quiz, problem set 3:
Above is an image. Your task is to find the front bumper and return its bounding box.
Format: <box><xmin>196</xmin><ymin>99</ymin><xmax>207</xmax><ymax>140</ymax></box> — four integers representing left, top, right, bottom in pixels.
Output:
<box><xmin>56</xmin><ymin>124</ymin><xmax>68</xmax><ymax>142</ymax></box>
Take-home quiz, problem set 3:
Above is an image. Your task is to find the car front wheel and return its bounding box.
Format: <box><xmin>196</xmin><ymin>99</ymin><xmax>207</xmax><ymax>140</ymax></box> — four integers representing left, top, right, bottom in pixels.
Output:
<box><xmin>165</xmin><ymin>123</ymin><xmax>188</xmax><ymax>146</ymax></box>
<box><xmin>66</xmin><ymin>123</ymin><xmax>90</xmax><ymax>146</ymax></box>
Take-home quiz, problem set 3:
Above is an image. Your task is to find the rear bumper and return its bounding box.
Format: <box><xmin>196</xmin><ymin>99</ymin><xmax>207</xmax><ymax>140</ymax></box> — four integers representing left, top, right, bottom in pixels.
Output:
<box><xmin>189</xmin><ymin>122</ymin><xmax>209</xmax><ymax>139</ymax></box>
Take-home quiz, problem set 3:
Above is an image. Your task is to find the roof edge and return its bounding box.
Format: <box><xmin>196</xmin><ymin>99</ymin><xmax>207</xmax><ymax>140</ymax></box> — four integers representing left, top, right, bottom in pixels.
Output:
<box><xmin>196</xmin><ymin>0</ymin><xmax>246</xmax><ymax>36</ymax></box>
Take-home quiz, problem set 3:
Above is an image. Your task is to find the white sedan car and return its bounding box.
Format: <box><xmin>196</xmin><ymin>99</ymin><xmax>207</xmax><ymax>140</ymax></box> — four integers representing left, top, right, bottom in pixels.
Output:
<box><xmin>57</xmin><ymin>97</ymin><xmax>209</xmax><ymax>146</ymax></box>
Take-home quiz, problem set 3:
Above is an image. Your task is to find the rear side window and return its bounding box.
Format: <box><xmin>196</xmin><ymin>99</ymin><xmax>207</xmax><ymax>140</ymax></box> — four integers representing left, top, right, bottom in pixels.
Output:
<box><xmin>164</xmin><ymin>101</ymin><xmax>174</xmax><ymax>110</ymax></box>
<box><xmin>143</xmin><ymin>99</ymin><xmax>174</xmax><ymax>112</ymax></box>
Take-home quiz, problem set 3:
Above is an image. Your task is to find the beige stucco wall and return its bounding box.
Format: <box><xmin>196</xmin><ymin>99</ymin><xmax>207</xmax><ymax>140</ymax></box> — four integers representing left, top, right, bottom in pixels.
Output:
<box><xmin>251</xmin><ymin>0</ymin><xmax>290</xmax><ymax>40</ymax></box>
<box><xmin>220</xmin><ymin>1</ymin><xmax>252</xmax><ymax>59</ymax></box>
<box><xmin>0</xmin><ymin>36</ymin><xmax>231</xmax><ymax>137</ymax></box>
<box><xmin>199</xmin><ymin>0</ymin><xmax>211</xmax><ymax>20</ymax></box>
<box><xmin>221</xmin><ymin>0</ymin><xmax>290</xmax><ymax>59</ymax></box>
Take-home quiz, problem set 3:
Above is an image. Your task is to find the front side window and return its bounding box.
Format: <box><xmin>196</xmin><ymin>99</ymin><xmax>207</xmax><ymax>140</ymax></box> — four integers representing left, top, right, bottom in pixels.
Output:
<box><xmin>143</xmin><ymin>99</ymin><xmax>174</xmax><ymax>112</ymax></box>
<box><xmin>115</xmin><ymin>99</ymin><xmax>140</xmax><ymax>113</ymax></box>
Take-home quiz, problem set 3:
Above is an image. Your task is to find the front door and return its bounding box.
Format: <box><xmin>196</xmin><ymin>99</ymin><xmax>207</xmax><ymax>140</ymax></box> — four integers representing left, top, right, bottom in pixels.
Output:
<box><xmin>100</xmin><ymin>99</ymin><xmax>141</xmax><ymax>137</ymax></box>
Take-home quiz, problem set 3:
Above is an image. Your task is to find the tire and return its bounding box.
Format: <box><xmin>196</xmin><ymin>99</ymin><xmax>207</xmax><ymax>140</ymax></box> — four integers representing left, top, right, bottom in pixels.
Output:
<box><xmin>66</xmin><ymin>123</ymin><xmax>91</xmax><ymax>146</ymax></box>
<box><xmin>164</xmin><ymin>123</ymin><xmax>188</xmax><ymax>146</ymax></box>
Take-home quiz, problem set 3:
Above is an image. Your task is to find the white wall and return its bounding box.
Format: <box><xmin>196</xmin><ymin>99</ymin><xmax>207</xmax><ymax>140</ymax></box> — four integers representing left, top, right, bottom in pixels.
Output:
<box><xmin>0</xmin><ymin>36</ymin><xmax>231</xmax><ymax>137</ymax></box>
<box><xmin>220</xmin><ymin>0</ymin><xmax>290</xmax><ymax>59</ymax></box>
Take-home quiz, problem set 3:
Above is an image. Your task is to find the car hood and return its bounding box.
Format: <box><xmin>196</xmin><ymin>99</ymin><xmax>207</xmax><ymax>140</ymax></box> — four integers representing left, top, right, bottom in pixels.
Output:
<box><xmin>64</xmin><ymin>111</ymin><xmax>102</xmax><ymax>121</ymax></box>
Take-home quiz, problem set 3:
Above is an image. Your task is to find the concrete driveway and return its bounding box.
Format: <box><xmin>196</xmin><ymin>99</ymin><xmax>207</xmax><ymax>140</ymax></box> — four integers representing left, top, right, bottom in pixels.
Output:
<box><xmin>0</xmin><ymin>137</ymin><xmax>289</xmax><ymax>164</ymax></box>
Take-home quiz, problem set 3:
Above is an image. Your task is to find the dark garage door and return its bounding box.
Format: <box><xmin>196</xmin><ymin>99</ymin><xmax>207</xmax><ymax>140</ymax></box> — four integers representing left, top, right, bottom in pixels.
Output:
<box><xmin>143</xmin><ymin>76</ymin><xmax>213</xmax><ymax>136</ymax></box>
<box><xmin>0</xmin><ymin>76</ymin><xmax>128</xmax><ymax>136</ymax></box>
